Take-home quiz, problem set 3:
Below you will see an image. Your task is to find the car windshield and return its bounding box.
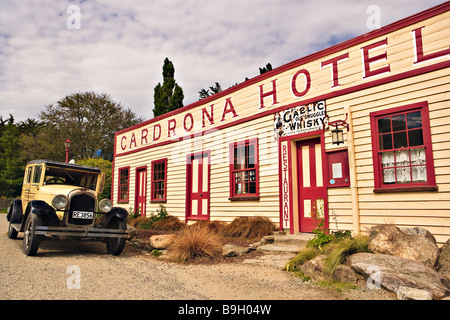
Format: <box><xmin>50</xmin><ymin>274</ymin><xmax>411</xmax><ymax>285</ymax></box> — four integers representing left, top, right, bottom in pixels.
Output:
<box><xmin>44</xmin><ymin>166</ymin><xmax>98</xmax><ymax>190</ymax></box>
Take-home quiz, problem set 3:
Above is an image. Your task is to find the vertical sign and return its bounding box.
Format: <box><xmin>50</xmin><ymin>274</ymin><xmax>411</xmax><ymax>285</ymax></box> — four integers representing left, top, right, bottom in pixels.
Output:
<box><xmin>280</xmin><ymin>141</ymin><xmax>290</xmax><ymax>229</ymax></box>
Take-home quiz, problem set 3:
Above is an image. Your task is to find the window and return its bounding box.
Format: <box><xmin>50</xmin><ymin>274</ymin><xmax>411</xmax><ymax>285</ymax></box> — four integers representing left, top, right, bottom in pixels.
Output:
<box><xmin>151</xmin><ymin>159</ymin><xmax>167</xmax><ymax>202</ymax></box>
<box><xmin>118</xmin><ymin>167</ymin><xmax>130</xmax><ymax>202</ymax></box>
<box><xmin>370</xmin><ymin>102</ymin><xmax>437</xmax><ymax>192</ymax></box>
<box><xmin>229</xmin><ymin>138</ymin><xmax>259</xmax><ymax>199</ymax></box>
<box><xmin>32</xmin><ymin>165</ymin><xmax>42</xmax><ymax>184</ymax></box>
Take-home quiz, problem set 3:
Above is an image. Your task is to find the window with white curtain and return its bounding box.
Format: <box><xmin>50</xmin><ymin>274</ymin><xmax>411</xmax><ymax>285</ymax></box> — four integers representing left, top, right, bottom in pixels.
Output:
<box><xmin>370</xmin><ymin>102</ymin><xmax>437</xmax><ymax>191</ymax></box>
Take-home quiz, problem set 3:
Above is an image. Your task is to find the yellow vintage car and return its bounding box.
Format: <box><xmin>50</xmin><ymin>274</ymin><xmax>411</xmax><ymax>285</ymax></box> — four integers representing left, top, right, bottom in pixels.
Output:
<box><xmin>6</xmin><ymin>160</ymin><xmax>128</xmax><ymax>256</ymax></box>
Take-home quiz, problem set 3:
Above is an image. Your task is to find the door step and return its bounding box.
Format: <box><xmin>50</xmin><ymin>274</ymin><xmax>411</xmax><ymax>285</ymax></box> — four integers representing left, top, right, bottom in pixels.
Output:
<box><xmin>255</xmin><ymin>232</ymin><xmax>312</xmax><ymax>255</ymax></box>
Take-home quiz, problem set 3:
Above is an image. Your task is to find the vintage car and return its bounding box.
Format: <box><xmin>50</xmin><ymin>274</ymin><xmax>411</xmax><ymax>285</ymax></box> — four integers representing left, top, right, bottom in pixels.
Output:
<box><xmin>6</xmin><ymin>159</ymin><xmax>129</xmax><ymax>256</ymax></box>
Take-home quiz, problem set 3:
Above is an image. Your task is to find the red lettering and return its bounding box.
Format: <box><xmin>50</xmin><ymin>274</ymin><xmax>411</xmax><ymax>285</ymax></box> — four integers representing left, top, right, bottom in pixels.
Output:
<box><xmin>220</xmin><ymin>98</ymin><xmax>239</xmax><ymax>122</ymax></box>
<box><xmin>361</xmin><ymin>38</ymin><xmax>391</xmax><ymax>78</ymax></box>
<box><xmin>120</xmin><ymin>136</ymin><xmax>127</xmax><ymax>151</ymax></box>
<box><xmin>167</xmin><ymin>119</ymin><xmax>176</xmax><ymax>138</ymax></box>
<box><xmin>412</xmin><ymin>26</ymin><xmax>450</xmax><ymax>64</ymax></box>
<box><xmin>259</xmin><ymin>79</ymin><xmax>278</xmax><ymax>109</ymax></box>
<box><xmin>183</xmin><ymin>113</ymin><xmax>194</xmax><ymax>132</ymax></box>
<box><xmin>129</xmin><ymin>133</ymin><xmax>137</xmax><ymax>148</ymax></box>
<box><xmin>153</xmin><ymin>124</ymin><xmax>161</xmax><ymax>141</ymax></box>
<box><xmin>141</xmin><ymin>128</ymin><xmax>148</xmax><ymax>145</ymax></box>
<box><xmin>321</xmin><ymin>52</ymin><xmax>349</xmax><ymax>88</ymax></box>
<box><xmin>202</xmin><ymin>105</ymin><xmax>214</xmax><ymax>128</ymax></box>
<box><xmin>291</xmin><ymin>69</ymin><xmax>311</xmax><ymax>97</ymax></box>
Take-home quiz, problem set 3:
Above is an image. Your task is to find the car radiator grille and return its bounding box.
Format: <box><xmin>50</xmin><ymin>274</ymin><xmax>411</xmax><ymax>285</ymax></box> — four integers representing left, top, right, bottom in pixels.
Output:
<box><xmin>68</xmin><ymin>194</ymin><xmax>96</xmax><ymax>225</ymax></box>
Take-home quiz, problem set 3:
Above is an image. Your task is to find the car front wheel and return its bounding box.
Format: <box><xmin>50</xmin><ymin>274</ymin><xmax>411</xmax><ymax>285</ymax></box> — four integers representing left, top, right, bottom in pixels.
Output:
<box><xmin>106</xmin><ymin>220</ymin><xmax>127</xmax><ymax>256</ymax></box>
<box><xmin>23</xmin><ymin>214</ymin><xmax>42</xmax><ymax>256</ymax></box>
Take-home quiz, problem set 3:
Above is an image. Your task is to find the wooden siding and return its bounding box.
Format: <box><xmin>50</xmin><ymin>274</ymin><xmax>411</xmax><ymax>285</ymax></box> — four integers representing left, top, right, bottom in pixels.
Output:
<box><xmin>113</xmin><ymin>5</ymin><xmax>450</xmax><ymax>244</ymax></box>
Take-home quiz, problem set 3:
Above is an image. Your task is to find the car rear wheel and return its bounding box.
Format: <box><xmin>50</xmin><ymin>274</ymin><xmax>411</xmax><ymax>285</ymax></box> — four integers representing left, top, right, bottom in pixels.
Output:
<box><xmin>8</xmin><ymin>220</ymin><xmax>18</xmax><ymax>239</ymax></box>
<box><xmin>23</xmin><ymin>214</ymin><xmax>42</xmax><ymax>256</ymax></box>
<box><xmin>106</xmin><ymin>220</ymin><xmax>127</xmax><ymax>256</ymax></box>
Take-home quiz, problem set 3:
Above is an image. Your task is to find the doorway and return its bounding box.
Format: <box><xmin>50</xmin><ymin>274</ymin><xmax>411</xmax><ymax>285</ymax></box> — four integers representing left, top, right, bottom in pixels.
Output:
<box><xmin>296</xmin><ymin>138</ymin><xmax>327</xmax><ymax>232</ymax></box>
<box><xmin>135</xmin><ymin>167</ymin><xmax>147</xmax><ymax>216</ymax></box>
<box><xmin>186</xmin><ymin>151</ymin><xmax>211</xmax><ymax>221</ymax></box>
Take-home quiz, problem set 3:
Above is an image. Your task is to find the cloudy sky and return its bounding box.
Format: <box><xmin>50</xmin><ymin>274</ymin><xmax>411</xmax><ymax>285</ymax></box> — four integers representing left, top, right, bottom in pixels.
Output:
<box><xmin>0</xmin><ymin>0</ymin><xmax>445</xmax><ymax>122</ymax></box>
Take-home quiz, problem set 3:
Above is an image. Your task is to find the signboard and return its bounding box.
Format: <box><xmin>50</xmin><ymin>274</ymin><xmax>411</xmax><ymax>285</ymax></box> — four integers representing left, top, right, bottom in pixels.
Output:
<box><xmin>274</xmin><ymin>101</ymin><xmax>326</xmax><ymax>138</ymax></box>
<box><xmin>280</xmin><ymin>140</ymin><xmax>290</xmax><ymax>229</ymax></box>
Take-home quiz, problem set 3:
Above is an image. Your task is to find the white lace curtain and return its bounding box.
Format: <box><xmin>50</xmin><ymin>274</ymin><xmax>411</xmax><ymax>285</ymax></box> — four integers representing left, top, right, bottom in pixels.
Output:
<box><xmin>381</xmin><ymin>147</ymin><xmax>427</xmax><ymax>184</ymax></box>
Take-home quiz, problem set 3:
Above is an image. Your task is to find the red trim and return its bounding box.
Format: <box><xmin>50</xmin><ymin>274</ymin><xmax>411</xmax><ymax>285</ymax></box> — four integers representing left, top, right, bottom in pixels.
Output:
<box><xmin>150</xmin><ymin>158</ymin><xmax>168</xmax><ymax>202</ymax></box>
<box><xmin>369</xmin><ymin>101</ymin><xmax>436</xmax><ymax>190</ymax></box>
<box><xmin>115</xmin><ymin>59</ymin><xmax>450</xmax><ymax>159</ymax></box>
<box><xmin>134</xmin><ymin>166</ymin><xmax>147</xmax><ymax>216</ymax></box>
<box><xmin>113</xmin><ymin>2</ymin><xmax>450</xmax><ymax>142</ymax></box>
<box><xmin>185</xmin><ymin>150</ymin><xmax>211</xmax><ymax>222</ymax></box>
<box><xmin>117</xmin><ymin>166</ymin><xmax>130</xmax><ymax>203</ymax></box>
<box><xmin>228</xmin><ymin>138</ymin><xmax>259</xmax><ymax>199</ymax></box>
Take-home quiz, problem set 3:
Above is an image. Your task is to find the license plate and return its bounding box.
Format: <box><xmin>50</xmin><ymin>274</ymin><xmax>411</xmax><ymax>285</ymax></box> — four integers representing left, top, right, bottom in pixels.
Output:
<box><xmin>72</xmin><ymin>211</ymin><xmax>94</xmax><ymax>219</ymax></box>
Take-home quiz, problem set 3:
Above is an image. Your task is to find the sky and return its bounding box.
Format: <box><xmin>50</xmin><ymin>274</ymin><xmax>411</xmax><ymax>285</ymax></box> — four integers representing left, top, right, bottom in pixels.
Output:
<box><xmin>0</xmin><ymin>0</ymin><xmax>445</xmax><ymax>123</ymax></box>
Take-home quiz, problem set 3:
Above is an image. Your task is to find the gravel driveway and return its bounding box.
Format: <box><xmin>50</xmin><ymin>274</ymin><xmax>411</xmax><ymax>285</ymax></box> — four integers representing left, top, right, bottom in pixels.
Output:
<box><xmin>0</xmin><ymin>215</ymin><xmax>394</xmax><ymax>301</ymax></box>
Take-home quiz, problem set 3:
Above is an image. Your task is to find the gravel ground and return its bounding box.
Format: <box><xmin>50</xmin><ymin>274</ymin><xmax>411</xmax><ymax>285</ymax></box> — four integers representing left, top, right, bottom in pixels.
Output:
<box><xmin>0</xmin><ymin>216</ymin><xmax>395</xmax><ymax>301</ymax></box>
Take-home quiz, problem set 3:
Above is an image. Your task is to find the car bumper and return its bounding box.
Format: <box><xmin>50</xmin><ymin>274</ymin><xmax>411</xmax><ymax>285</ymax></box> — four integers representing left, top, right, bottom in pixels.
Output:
<box><xmin>35</xmin><ymin>226</ymin><xmax>129</xmax><ymax>238</ymax></box>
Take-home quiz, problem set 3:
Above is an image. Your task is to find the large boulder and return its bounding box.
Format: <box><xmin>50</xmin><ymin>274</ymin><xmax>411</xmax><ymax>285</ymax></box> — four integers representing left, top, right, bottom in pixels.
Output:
<box><xmin>437</xmin><ymin>239</ymin><xmax>450</xmax><ymax>281</ymax></box>
<box><xmin>300</xmin><ymin>255</ymin><xmax>358</xmax><ymax>284</ymax></box>
<box><xmin>149</xmin><ymin>234</ymin><xmax>176</xmax><ymax>250</ymax></box>
<box><xmin>368</xmin><ymin>225</ymin><xmax>439</xmax><ymax>268</ymax></box>
<box><xmin>349</xmin><ymin>253</ymin><xmax>450</xmax><ymax>300</ymax></box>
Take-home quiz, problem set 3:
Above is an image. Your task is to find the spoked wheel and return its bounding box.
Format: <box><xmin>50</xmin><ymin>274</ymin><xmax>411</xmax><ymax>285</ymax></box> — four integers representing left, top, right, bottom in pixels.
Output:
<box><xmin>23</xmin><ymin>214</ymin><xmax>42</xmax><ymax>256</ymax></box>
<box><xmin>105</xmin><ymin>220</ymin><xmax>127</xmax><ymax>256</ymax></box>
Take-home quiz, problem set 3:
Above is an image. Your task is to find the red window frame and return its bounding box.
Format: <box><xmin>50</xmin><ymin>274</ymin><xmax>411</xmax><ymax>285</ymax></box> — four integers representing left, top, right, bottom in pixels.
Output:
<box><xmin>370</xmin><ymin>101</ymin><xmax>437</xmax><ymax>192</ymax></box>
<box><xmin>229</xmin><ymin>138</ymin><xmax>260</xmax><ymax>200</ymax></box>
<box><xmin>118</xmin><ymin>166</ymin><xmax>130</xmax><ymax>203</ymax></box>
<box><xmin>151</xmin><ymin>158</ymin><xmax>168</xmax><ymax>202</ymax></box>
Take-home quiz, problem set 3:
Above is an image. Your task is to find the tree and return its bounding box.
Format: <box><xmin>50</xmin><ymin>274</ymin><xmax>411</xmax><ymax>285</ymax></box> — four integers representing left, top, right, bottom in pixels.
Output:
<box><xmin>0</xmin><ymin>115</ymin><xmax>24</xmax><ymax>197</ymax></box>
<box><xmin>198</xmin><ymin>82</ymin><xmax>222</xmax><ymax>100</ymax></box>
<box><xmin>77</xmin><ymin>158</ymin><xmax>112</xmax><ymax>200</ymax></box>
<box><xmin>153</xmin><ymin>58</ymin><xmax>184</xmax><ymax>117</ymax></box>
<box><xmin>259</xmin><ymin>63</ymin><xmax>273</xmax><ymax>75</ymax></box>
<box><xmin>28</xmin><ymin>92</ymin><xmax>143</xmax><ymax>161</ymax></box>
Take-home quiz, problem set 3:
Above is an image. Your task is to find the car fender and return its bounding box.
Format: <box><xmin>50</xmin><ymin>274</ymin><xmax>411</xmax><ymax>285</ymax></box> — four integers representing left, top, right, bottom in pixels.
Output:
<box><xmin>7</xmin><ymin>199</ymin><xmax>23</xmax><ymax>224</ymax></box>
<box><xmin>103</xmin><ymin>207</ymin><xmax>129</xmax><ymax>227</ymax></box>
<box><xmin>21</xmin><ymin>200</ymin><xmax>60</xmax><ymax>231</ymax></box>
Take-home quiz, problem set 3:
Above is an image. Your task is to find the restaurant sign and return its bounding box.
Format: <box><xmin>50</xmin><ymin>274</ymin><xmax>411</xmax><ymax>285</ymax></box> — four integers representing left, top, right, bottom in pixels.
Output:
<box><xmin>273</xmin><ymin>101</ymin><xmax>326</xmax><ymax>138</ymax></box>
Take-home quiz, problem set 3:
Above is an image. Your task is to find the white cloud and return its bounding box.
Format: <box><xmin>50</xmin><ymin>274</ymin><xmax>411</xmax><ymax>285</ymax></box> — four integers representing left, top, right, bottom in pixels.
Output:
<box><xmin>0</xmin><ymin>0</ymin><xmax>445</xmax><ymax>122</ymax></box>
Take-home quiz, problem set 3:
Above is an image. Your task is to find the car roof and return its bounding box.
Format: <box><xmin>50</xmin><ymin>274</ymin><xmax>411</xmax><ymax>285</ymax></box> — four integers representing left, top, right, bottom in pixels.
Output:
<box><xmin>27</xmin><ymin>159</ymin><xmax>102</xmax><ymax>173</ymax></box>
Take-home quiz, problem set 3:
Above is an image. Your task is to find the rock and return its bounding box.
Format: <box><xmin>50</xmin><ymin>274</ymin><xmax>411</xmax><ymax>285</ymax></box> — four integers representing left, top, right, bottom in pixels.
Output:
<box><xmin>222</xmin><ymin>244</ymin><xmax>251</xmax><ymax>257</ymax></box>
<box><xmin>301</xmin><ymin>255</ymin><xmax>330</xmax><ymax>282</ymax></box>
<box><xmin>396</xmin><ymin>286</ymin><xmax>433</xmax><ymax>300</ymax></box>
<box><xmin>368</xmin><ymin>225</ymin><xmax>439</xmax><ymax>268</ymax></box>
<box><xmin>333</xmin><ymin>264</ymin><xmax>358</xmax><ymax>284</ymax></box>
<box><xmin>299</xmin><ymin>255</ymin><xmax>358</xmax><ymax>283</ymax></box>
<box><xmin>437</xmin><ymin>239</ymin><xmax>450</xmax><ymax>281</ymax></box>
<box><xmin>349</xmin><ymin>253</ymin><xmax>450</xmax><ymax>300</ymax></box>
<box><xmin>149</xmin><ymin>234</ymin><xmax>176</xmax><ymax>250</ymax></box>
<box><xmin>401</xmin><ymin>227</ymin><xmax>437</xmax><ymax>245</ymax></box>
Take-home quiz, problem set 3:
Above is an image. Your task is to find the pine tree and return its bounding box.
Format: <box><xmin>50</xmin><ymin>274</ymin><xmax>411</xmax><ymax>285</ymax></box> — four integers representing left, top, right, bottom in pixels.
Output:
<box><xmin>153</xmin><ymin>58</ymin><xmax>184</xmax><ymax>117</ymax></box>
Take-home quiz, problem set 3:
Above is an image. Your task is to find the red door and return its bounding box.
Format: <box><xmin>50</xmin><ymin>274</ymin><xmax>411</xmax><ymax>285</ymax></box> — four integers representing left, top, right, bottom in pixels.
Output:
<box><xmin>297</xmin><ymin>139</ymin><xmax>327</xmax><ymax>233</ymax></box>
<box><xmin>186</xmin><ymin>151</ymin><xmax>210</xmax><ymax>221</ymax></box>
<box><xmin>135</xmin><ymin>167</ymin><xmax>147</xmax><ymax>216</ymax></box>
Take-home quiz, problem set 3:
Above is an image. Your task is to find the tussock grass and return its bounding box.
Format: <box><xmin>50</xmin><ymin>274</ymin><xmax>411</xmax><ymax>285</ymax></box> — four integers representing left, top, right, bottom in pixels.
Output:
<box><xmin>168</xmin><ymin>223</ymin><xmax>223</xmax><ymax>262</ymax></box>
<box><xmin>150</xmin><ymin>215</ymin><xmax>185</xmax><ymax>231</ymax></box>
<box><xmin>286</xmin><ymin>235</ymin><xmax>371</xmax><ymax>276</ymax></box>
<box><xmin>220</xmin><ymin>216</ymin><xmax>276</xmax><ymax>240</ymax></box>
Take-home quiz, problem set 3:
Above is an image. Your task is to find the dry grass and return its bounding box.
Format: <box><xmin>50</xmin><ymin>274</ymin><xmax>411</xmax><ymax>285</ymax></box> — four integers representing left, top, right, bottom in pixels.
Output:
<box><xmin>168</xmin><ymin>223</ymin><xmax>223</xmax><ymax>262</ymax></box>
<box><xmin>150</xmin><ymin>215</ymin><xmax>185</xmax><ymax>231</ymax></box>
<box><xmin>220</xmin><ymin>216</ymin><xmax>276</xmax><ymax>240</ymax></box>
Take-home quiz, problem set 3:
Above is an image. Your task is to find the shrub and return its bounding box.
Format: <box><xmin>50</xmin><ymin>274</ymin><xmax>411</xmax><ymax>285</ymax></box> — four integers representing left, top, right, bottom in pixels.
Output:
<box><xmin>220</xmin><ymin>216</ymin><xmax>276</xmax><ymax>239</ymax></box>
<box><xmin>169</xmin><ymin>223</ymin><xmax>223</xmax><ymax>262</ymax></box>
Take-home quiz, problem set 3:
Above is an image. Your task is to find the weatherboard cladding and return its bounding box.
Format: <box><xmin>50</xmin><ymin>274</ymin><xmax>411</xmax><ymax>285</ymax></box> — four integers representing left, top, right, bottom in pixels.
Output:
<box><xmin>112</xmin><ymin>2</ymin><xmax>450</xmax><ymax>243</ymax></box>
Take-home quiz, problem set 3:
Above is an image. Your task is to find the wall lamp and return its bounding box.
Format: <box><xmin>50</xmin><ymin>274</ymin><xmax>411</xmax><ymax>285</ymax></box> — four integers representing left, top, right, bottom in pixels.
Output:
<box><xmin>326</xmin><ymin>114</ymin><xmax>349</xmax><ymax>146</ymax></box>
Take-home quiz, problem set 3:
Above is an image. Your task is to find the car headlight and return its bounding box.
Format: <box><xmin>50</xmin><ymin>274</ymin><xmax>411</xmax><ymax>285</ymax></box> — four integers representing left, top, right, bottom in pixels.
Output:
<box><xmin>52</xmin><ymin>194</ymin><xmax>68</xmax><ymax>210</ymax></box>
<box><xmin>98</xmin><ymin>198</ymin><xmax>113</xmax><ymax>213</ymax></box>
